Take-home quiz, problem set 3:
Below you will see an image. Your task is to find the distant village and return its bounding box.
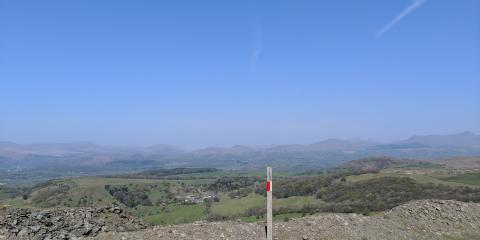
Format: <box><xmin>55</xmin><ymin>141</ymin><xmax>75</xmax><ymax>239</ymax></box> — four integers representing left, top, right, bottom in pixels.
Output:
<box><xmin>175</xmin><ymin>192</ymin><xmax>218</xmax><ymax>204</ymax></box>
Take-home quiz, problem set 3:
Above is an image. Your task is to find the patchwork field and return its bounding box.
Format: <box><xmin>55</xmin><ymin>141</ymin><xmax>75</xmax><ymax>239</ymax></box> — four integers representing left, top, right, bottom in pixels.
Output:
<box><xmin>2</xmin><ymin>163</ymin><xmax>480</xmax><ymax>226</ymax></box>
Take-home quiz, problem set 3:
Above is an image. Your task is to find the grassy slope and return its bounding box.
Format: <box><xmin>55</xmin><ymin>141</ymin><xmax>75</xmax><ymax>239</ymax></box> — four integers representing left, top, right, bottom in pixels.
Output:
<box><xmin>141</xmin><ymin>204</ymin><xmax>205</xmax><ymax>225</ymax></box>
<box><xmin>442</xmin><ymin>173</ymin><xmax>480</xmax><ymax>186</ymax></box>
<box><xmin>346</xmin><ymin>170</ymin><xmax>480</xmax><ymax>188</ymax></box>
<box><xmin>211</xmin><ymin>193</ymin><xmax>324</xmax><ymax>216</ymax></box>
<box><xmin>5</xmin><ymin>177</ymin><xmax>182</xmax><ymax>208</ymax></box>
<box><xmin>5</xmin><ymin>168</ymin><xmax>480</xmax><ymax>226</ymax></box>
<box><xmin>62</xmin><ymin>177</ymin><xmax>214</xmax><ymax>207</ymax></box>
<box><xmin>212</xmin><ymin>193</ymin><xmax>264</xmax><ymax>215</ymax></box>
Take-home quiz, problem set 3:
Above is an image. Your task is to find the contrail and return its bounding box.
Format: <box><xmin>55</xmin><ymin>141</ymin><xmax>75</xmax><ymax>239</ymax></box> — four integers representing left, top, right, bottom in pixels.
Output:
<box><xmin>377</xmin><ymin>0</ymin><xmax>427</xmax><ymax>37</ymax></box>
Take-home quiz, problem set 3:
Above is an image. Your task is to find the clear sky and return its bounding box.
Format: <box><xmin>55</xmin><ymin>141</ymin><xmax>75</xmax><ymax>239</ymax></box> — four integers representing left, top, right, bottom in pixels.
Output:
<box><xmin>1</xmin><ymin>0</ymin><xmax>479</xmax><ymax>148</ymax></box>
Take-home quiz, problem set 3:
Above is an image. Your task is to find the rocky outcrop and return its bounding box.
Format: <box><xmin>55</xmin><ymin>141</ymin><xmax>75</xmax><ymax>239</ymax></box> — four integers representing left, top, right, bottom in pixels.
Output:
<box><xmin>91</xmin><ymin>200</ymin><xmax>480</xmax><ymax>240</ymax></box>
<box><xmin>0</xmin><ymin>206</ymin><xmax>145</xmax><ymax>240</ymax></box>
<box><xmin>2</xmin><ymin>200</ymin><xmax>480</xmax><ymax>240</ymax></box>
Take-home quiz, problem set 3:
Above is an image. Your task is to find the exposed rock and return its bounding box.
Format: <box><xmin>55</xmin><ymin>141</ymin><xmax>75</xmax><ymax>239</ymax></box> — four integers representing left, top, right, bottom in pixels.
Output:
<box><xmin>2</xmin><ymin>200</ymin><xmax>480</xmax><ymax>240</ymax></box>
<box><xmin>0</xmin><ymin>206</ymin><xmax>145</xmax><ymax>240</ymax></box>
<box><xmin>90</xmin><ymin>200</ymin><xmax>480</xmax><ymax>240</ymax></box>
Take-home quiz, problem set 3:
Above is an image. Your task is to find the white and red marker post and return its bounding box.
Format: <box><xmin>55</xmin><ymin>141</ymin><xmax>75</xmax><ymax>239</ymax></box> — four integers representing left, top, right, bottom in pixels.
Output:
<box><xmin>266</xmin><ymin>166</ymin><xmax>273</xmax><ymax>240</ymax></box>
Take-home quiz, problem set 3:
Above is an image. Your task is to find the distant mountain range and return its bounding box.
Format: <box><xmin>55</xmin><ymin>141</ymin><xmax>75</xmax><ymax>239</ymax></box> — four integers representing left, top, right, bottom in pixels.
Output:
<box><xmin>401</xmin><ymin>131</ymin><xmax>480</xmax><ymax>148</ymax></box>
<box><xmin>1</xmin><ymin>131</ymin><xmax>479</xmax><ymax>173</ymax></box>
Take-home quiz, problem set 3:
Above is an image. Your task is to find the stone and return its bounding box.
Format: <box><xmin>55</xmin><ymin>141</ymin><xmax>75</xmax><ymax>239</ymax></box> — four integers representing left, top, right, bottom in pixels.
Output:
<box><xmin>0</xmin><ymin>207</ymin><xmax>145</xmax><ymax>240</ymax></box>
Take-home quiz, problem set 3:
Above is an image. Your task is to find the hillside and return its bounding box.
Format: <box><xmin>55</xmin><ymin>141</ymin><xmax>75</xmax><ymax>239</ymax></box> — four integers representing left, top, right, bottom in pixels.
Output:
<box><xmin>339</xmin><ymin>157</ymin><xmax>431</xmax><ymax>171</ymax></box>
<box><xmin>122</xmin><ymin>199</ymin><xmax>480</xmax><ymax>240</ymax></box>
<box><xmin>3</xmin><ymin>199</ymin><xmax>477</xmax><ymax>240</ymax></box>
<box><xmin>426</xmin><ymin>156</ymin><xmax>480</xmax><ymax>169</ymax></box>
<box><xmin>3</xmin><ymin>164</ymin><xmax>480</xmax><ymax>229</ymax></box>
<box><xmin>2</xmin><ymin>161</ymin><xmax>480</xmax><ymax>239</ymax></box>
<box><xmin>103</xmin><ymin>200</ymin><xmax>480</xmax><ymax>240</ymax></box>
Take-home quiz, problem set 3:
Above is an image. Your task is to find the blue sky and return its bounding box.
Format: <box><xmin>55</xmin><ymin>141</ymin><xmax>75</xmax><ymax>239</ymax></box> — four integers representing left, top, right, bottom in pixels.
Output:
<box><xmin>1</xmin><ymin>0</ymin><xmax>479</xmax><ymax>148</ymax></box>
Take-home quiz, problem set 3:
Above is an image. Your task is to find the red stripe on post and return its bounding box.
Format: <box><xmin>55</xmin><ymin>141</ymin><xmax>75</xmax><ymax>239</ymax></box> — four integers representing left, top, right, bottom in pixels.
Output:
<box><xmin>266</xmin><ymin>181</ymin><xmax>271</xmax><ymax>192</ymax></box>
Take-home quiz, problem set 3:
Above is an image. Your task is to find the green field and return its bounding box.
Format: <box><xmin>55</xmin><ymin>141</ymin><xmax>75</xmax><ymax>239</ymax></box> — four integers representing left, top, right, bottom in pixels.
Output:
<box><xmin>210</xmin><ymin>193</ymin><xmax>323</xmax><ymax>216</ymax></box>
<box><xmin>10</xmin><ymin>175</ymin><xmax>327</xmax><ymax>225</ymax></box>
<box><xmin>4</xmin><ymin>167</ymin><xmax>480</xmax><ymax>226</ymax></box>
<box><xmin>442</xmin><ymin>173</ymin><xmax>480</xmax><ymax>186</ymax></box>
<box><xmin>141</xmin><ymin>204</ymin><xmax>205</xmax><ymax>225</ymax></box>
<box><xmin>212</xmin><ymin>193</ymin><xmax>264</xmax><ymax>215</ymax></box>
<box><xmin>346</xmin><ymin>170</ymin><xmax>480</xmax><ymax>188</ymax></box>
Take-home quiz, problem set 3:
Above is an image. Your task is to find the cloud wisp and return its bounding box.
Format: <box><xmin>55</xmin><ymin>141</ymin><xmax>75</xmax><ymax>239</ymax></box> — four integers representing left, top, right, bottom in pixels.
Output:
<box><xmin>377</xmin><ymin>0</ymin><xmax>427</xmax><ymax>37</ymax></box>
<box><xmin>250</xmin><ymin>47</ymin><xmax>262</xmax><ymax>72</ymax></box>
<box><xmin>250</xmin><ymin>27</ymin><xmax>263</xmax><ymax>72</ymax></box>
